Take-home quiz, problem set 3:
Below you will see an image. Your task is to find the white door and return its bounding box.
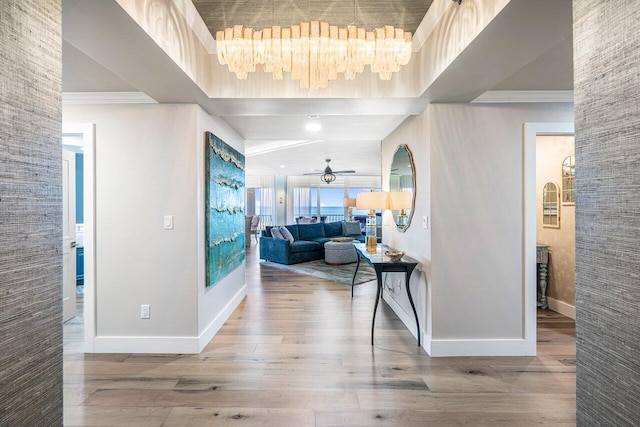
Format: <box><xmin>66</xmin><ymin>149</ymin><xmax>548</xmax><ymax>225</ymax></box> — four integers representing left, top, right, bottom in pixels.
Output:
<box><xmin>62</xmin><ymin>149</ymin><xmax>77</xmax><ymax>322</ymax></box>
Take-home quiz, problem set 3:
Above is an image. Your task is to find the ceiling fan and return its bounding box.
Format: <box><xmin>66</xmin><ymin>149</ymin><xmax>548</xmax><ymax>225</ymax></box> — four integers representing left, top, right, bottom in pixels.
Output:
<box><xmin>304</xmin><ymin>158</ymin><xmax>355</xmax><ymax>184</ymax></box>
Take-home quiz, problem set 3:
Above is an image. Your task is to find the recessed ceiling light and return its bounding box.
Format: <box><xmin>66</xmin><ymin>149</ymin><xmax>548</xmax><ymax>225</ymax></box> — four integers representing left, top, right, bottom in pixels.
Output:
<box><xmin>305</xmin><ymin>121</ymin><xmax>321</xmax><ymax>132</ymax></box>
<box><xmin>305</xmin><ymin>114</ymin><xmax>321</xmax><ymax>132</ymax></box>
<box><xmin>280</xmin><ymin>165</ymin><xmax>286</xmax><ymax>168</ymax></box>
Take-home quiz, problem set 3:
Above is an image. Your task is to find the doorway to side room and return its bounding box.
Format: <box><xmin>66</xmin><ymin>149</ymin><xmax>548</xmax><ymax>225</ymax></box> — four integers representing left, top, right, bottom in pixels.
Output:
<box><xmin>524</xmin><ymin>122</ymin><xmax>575</xmax><ymax>355</ymax></box>
<box><xmin>62</xmin><ymin>123</ymin><xmax>96</xmax><ymax>353</ymax></box>
<box><xmin>535</xmin><ymin>135</ymin><xmax>576</xmax><ymax>319</ymax></box>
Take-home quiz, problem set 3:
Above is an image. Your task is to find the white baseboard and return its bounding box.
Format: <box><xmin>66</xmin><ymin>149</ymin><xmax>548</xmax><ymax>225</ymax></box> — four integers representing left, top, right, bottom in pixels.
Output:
<box><xmin>381</xmin><ymin>291</ymin><xmax>535</xmax><ymax>357</ymax></box>
<box><xmin>94</xmin><ymin>335</ymin><xmax>201</xmax><ymax>354</ymax></box>
<box><xmin>93</xmin><ymin>285</ymin><xmax>247</xmax><ymax>354</ymax></box>
<box><xmin>547</xmin><ymin>297</ymin><xmax>576</xmax><ymax>320</ymax></box>
<box><xmin>198</xmin><ymin>284</ymin><xmax>247</xmax><ymax>352</ymax></box>
<box><xmin>424</xmin><ymin>335</ymin><xmax>536</xmax><ymax>357</ymax></box>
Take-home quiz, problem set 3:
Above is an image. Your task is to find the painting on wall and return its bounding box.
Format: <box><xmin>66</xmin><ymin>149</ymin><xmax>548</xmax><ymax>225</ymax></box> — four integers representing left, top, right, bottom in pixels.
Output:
<box><xmin>205</xmin><ymin>132</ymin><xmax>245</xmax><ymax>287</ymax></box>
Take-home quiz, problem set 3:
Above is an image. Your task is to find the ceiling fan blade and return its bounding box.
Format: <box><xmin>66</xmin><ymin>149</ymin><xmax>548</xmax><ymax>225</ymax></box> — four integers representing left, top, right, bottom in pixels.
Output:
<box><xmin>302</xmin><ymin>172</ymin><xmax>323</xmax><ymax>175</ymax></box>
<box><xmin>332</xmin><ymin>170</ymin><xmax>356</xmax><ymax>174</ymax></box>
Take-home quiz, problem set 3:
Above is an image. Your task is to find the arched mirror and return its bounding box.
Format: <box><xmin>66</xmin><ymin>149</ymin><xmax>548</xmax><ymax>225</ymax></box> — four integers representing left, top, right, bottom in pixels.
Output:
<box><xmin>562</xmin><ymin>155</ymin><xmax>575</xmax><ymax>205</ymax></box>
<box><xmin>542</xmin><ymin>182</ymin><xmax>560</xmax><ymax>228</ymax></box>
<box><xmin>389</xmin><ymin>144</ymin><xmax>416</xmax><ymax>232</ymax></box>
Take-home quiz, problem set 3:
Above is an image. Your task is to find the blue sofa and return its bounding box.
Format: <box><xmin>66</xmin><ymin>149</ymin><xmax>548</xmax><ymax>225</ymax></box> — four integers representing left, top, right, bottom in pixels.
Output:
<box><xmin>259</xmin><ymin>221</ymin><xmax>364</xmax><ymax>265</ymax></box>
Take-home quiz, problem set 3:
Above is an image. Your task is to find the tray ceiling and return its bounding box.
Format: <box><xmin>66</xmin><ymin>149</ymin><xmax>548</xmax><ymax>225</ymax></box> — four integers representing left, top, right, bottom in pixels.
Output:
<box><xmin>192</xmin><ymin>0</ymin><xmax>434</xmax><ymax>36</ymax></box>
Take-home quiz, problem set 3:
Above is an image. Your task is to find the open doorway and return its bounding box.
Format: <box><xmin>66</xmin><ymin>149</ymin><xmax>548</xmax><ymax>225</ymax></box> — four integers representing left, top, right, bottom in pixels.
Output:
<box><xmin>535</xmin><ymin>135</ymin><xmax>576</xmax><ymax>319</ymax></box>
<box><xmin>523</xmin><ymin>122</ymin><xmax>575</xmax><ymax>354</ymax></box>
<box><xmin>62</xmin><ymin>123</ymin><xmax>96</xmax><ymax>353</ymax></box>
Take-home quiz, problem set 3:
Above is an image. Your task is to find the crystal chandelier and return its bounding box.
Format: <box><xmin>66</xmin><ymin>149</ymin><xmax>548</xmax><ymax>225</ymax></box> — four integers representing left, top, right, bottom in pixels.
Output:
<box><xmin>216</xmin><ymin>22</ymin><xmax>412</xmax><ymax>89</ymax></box>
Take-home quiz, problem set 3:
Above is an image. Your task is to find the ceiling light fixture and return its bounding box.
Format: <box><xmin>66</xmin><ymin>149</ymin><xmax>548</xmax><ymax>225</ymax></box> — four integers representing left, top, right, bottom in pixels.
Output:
<box><xmin>216</xmin><ymin>22</ymin><xmax>412</xmax><ymax>89</ymax></box>
<box><xmin>321</xmin><ymin>168</ymin><xmax>336</xmax><ymax>184</ymax></box>
<box><xmin>305</xmin><ymin>115</ymin><xmax>321</xmax><ymax>131</ymax></box>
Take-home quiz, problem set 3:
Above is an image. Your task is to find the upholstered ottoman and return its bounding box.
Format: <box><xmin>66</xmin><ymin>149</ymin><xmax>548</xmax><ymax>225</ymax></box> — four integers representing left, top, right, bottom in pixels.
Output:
<box><xmin>324</xmin><ymin>241</ymin><xmax>358</xmax><ymax>265</ymax></box>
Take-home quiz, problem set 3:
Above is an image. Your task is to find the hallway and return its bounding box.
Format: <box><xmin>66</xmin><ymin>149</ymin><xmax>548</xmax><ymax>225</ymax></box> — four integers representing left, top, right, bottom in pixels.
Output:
<box><xmin>63</xmin><ymin>247</ymin><xmax>576</xmax><ymax>426</ymax></box>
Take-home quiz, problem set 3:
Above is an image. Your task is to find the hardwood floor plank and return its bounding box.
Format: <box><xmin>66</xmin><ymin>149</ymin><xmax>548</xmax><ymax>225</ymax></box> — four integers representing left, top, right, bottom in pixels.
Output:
<box><xmin>83</xmin><ymin>389</ymin><xmax>360</xmax><ymax>410</ymax></box>
<box><xmin>355</xmin><ymin>390</ymin><xmax>575</xmax><ymax>412</ymax></box>
<box><xmin>162</xmin><ymin>407</ymin><xmax>315</xmax><ymax>426</ymax></box>
<box><xmin>64</xmin><ymin>406</ymin><xmax>171</xmax><ymax>427</ymax></box>
<box><xmin>315</xmin><ymin>410</ymin><xmax>576</xmax><ymax>426</ymax></box>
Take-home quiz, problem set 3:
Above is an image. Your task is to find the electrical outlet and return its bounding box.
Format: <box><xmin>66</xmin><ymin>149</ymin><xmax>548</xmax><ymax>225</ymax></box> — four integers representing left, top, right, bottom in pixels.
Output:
<box><xmin>422</xmin><ymin>215</ymin><xmax>429</xmax><ymax>229</ymax></box>
<box><xmin>141</xmin><ymin>304</ymin><xmax>150</xmax><ymax>319</ymax></box>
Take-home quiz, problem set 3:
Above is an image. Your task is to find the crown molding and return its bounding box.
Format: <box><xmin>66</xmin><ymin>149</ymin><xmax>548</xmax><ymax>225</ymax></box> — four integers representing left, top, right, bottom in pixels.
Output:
<box><xmin>62</xmin><ymin>92</ymin><xmax>157</xmax><ymax>104</ymax></box>
<box><xmin>472</xmin><ymin>90</ymin><xmax>574</xmax><ymax>103</ymax></box>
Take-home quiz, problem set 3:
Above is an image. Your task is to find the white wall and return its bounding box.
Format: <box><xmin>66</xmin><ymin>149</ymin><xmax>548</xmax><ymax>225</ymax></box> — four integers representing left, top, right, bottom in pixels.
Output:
<box><xmin>381</xmin><ymin>102</ymin><xmax>574</xmax><ymax>356</ymax></box>
<box><xmin>381</xmin><ymin>110</ymin><xmax>432</xmax><ymax>343</ymax></box>
<box><xmin>63</xmin><ymin>103</ymin><xmax>246</xmax><ymax>353</ymax></box>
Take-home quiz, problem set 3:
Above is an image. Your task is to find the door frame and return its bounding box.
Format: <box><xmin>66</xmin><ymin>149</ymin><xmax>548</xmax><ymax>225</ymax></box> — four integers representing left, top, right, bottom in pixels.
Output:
<box><xmin>63</xmin><ymin>123</ymin><xmax>96</xmax><ymax>352</ymax></box>
<box><xmin>523</xmin><ymin>122</ymin><xmax>574</xmax><ymax>354</ymax></box>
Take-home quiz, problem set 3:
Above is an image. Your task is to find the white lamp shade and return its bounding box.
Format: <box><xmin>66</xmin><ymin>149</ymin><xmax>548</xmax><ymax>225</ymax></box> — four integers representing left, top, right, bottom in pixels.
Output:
<box><xmin>343</xmin><ymin>198</ymin><xmax>356</xmax><ymax>207</ymax></box>
<box><xmin>356</xmin><ymin>191</ymin><xmax>389</xmax><ymax>210</ymax></box>
<box><xmin>389</xmin><ymin>191</ymin><xmax>413</xmax><ymax>210</ymax></box>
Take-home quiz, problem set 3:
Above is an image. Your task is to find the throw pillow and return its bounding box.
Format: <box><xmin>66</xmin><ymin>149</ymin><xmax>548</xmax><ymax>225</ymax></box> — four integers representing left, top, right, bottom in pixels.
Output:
<box><xmin>342</xmin><ymin>221</ymin><xmax>362</xmax><ymax>236</ymax></box>
<box><xmin>279</xmin><ymin>227</ymin><xmax>295</xmax><ymax>243</ymax></box>
<box><xmin>270</xmin><ymin>227</ymin><xmax>284</xmax><ymax>239</ymax></box>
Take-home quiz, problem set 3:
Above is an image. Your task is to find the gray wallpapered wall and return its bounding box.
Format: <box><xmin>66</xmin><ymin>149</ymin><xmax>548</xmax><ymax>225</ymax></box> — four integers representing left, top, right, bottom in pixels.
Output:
<box><xmin>0</xmin><ymin>0</ymin><xmax>63</xmax><ymax>425</ymax></box>
<box><xmin>574</xmin><ymin>0</ymin><xmax>640</xmax><ymax>425</ymax></box>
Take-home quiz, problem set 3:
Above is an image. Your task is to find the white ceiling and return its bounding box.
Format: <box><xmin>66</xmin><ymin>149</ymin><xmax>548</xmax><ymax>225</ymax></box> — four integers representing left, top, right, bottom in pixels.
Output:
<box><xmin>61</xmin><ymin>0</ymin><xmax>573</xmax><ymax>177</ymax></box>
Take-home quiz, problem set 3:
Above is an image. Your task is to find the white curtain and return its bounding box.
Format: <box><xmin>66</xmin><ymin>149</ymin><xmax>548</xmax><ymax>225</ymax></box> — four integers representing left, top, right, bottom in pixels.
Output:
<box><xmin>287</xmin><ymin>177</ymin><xmax>313</xmax><ymax>223</ymax></box>
<box><xmin>246</xmin><ymin>176</ymin><xmax>275</xmax><ymax>228</ymax></box>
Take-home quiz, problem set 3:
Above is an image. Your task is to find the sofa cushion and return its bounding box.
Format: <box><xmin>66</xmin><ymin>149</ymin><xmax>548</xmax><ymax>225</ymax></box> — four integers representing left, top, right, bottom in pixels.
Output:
<box><xmin>279</xmin><ymin>227</ymin><xmax>295</xmax><ymax>243</ymax></box>
<box><xmin>342</xmin><ymin>221</ymin><xmax>362</xmax><ymax>236</ymax></box>
<box><xmin>283</xmin><ymin>224</ymin><xmax>299</xmax><ymax>241</ymax></box>
<box><xmin>289</xmin><ymin>241</ymin><xmax>322</xmax><ymax>253</ymax></box>
<box><xmin>271</xmin><ymin>227</ymin><xmax>284</xmax><ymax>239</ymax></box>
<box><xmin>309</xmin><ymin>237</ymin><xmax>331</xmax><ymax>245</ymax></box>
<box><xmin>323</xmin><ymin>221</ymin><xmax>343</xmax><ymax>237</ymax></box>
<box><xmin>298</xmin><ymin>223</ymin><xmax>325</xmax><ymax>240</ymax></box>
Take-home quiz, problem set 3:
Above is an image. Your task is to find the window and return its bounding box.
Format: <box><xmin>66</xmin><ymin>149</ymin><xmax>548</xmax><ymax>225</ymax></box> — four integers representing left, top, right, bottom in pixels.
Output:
<box><xmin>542</xmin><ymin>182</ymin><xmax>560</xmax><ymax>228</ymax></box>
<box><xmin>319</xmin><ymin>187</ymin><xmax>345</xmax><ymax>222</ymax></box>
<box><xmin>562</xmin><ymin>155</ymin><xmax>575</xmax><ymax>205</ymax></box>
<box><xmin>246</xmin><ymin>176</ymin><xmax>274</xmax><ymax>228</ymax></box>
<box><xmin>286</xmin><ymin>176</ymin><xmax>381</xmax><ymax>223</ymax></box>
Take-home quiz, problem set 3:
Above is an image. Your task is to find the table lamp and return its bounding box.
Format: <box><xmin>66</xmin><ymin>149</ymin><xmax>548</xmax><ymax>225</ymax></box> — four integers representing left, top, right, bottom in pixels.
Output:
<box><xmin>389</xmin><ymin>191</ymin><xmax>413</xmax><ymax>228</ymax></box>
<box><xmin>343</xmin><ymin>198</ymin><xmax>356</xmax><ymax>221</ymax></box>
<box><xmin>356</xmin><ymin>191</ymin><xmax>389</xmax><ymax>252</ymax></box>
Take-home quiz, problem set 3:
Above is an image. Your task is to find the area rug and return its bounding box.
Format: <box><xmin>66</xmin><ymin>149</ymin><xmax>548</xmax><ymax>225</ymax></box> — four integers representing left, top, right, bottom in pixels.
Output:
<box><xmin>260</xmin><ymin>259</ymin><xmax>377</xmax><ymax>285</ymax></box>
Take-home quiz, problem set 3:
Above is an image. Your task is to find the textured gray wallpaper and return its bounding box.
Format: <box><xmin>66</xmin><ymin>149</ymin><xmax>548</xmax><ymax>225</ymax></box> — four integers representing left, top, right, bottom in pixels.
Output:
<box><xmin>0</xmin><ymin>0</ymin><xmax>63</xmax><ymax>425</ymax></box>
<box><xmin>574</xmin><ymin>0</ymin><xmax>640</xmax><ymax>425</ymax></box>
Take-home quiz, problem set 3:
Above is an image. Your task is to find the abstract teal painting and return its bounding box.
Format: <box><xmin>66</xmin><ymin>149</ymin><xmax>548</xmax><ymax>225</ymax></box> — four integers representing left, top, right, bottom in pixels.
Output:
<box><xmin>205</xmin><ymin>132</ymin><xmax>245</xmax><ymax>287</ymax></box>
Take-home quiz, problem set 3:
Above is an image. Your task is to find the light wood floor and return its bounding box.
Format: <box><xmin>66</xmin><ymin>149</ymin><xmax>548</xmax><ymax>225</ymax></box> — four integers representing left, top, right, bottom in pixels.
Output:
<box><xmin>63</xmin><ymin>246</ymin><xmax>576</xmax><ymax>426</ymax></box>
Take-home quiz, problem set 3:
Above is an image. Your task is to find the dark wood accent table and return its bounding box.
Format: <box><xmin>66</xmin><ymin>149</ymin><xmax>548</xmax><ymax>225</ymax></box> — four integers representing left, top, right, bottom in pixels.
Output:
<box><xmin>351</xmin><ymin>243</ymin><xmax>420</xmax><ymax>346</ymax></box>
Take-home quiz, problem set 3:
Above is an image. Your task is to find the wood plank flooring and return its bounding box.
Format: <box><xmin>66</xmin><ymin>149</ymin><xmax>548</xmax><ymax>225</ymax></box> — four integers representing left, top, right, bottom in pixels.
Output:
<box><xmin>63</xmin><ymin>246</ymin><xmax>576</xmax><ymax>426</ymax></box>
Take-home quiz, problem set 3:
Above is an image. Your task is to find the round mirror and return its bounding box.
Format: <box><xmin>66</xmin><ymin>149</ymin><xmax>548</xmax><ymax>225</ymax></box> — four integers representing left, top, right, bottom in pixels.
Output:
<box><xmin>389</xmin><ymin>144</ymin><xmax>415</xmax><ymax>232</ymax></box>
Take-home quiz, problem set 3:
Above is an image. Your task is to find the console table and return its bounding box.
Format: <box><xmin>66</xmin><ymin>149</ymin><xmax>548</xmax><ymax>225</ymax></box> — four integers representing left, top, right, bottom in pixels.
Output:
<box><xmin>536</xmin><ymin>244</ymin><xmax>549</xmax><ymax>309</ymax></box>
<box><xmin>352</xmin><ymin>243</ymin><xmax>420</xmax><ymax>346</ymax></box>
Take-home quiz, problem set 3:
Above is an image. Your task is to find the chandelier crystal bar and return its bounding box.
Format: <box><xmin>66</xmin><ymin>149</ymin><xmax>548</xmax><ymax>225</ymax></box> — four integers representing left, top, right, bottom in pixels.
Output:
<box><xmin>216</xmin><ymin>22</ymin><xmax>412</xmax><ymax>89</ymax></box>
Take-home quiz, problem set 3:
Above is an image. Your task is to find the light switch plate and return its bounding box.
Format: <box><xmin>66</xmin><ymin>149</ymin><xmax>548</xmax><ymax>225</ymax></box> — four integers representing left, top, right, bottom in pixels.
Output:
<box><xmin>141</xmin><ymin>304</ymin><xmax>150</xmax><ymax>319</ymax></box>
<box><xmin>422</xmin><ymin>216</ymin><xmax>429</xmax><ymax>229</ymax></box>
<box><xmin>164</xmin><ymin>215</ymin><xmax>174</xmax><ymax>230</ymax></box>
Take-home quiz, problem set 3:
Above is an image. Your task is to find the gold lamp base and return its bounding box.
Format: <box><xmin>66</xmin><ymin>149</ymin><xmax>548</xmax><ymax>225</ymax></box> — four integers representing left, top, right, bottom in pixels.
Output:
<box><xmin>366</xmin><ymin>236</ymin><xmax>377</xmax><ymax>253</ymax></box>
